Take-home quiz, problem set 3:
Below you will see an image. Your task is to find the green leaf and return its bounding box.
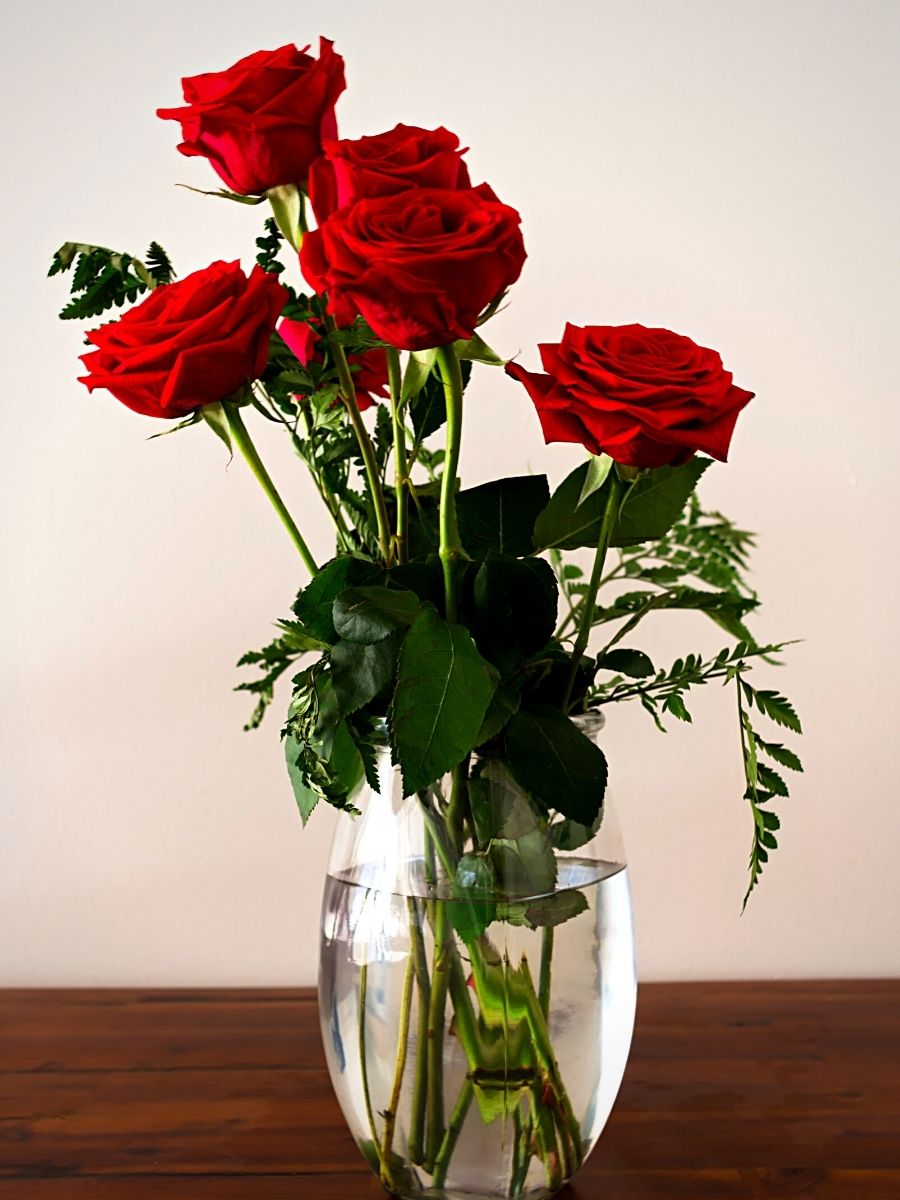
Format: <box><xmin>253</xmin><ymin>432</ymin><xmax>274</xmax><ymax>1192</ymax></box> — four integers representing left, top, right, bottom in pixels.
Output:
<box><xmin>474</xmin><ymin>682</ymin><xmax>521</xmax><ymax>747</ymax></box>
<box><xmin>578</xmin><ymin>454</ymin><xmax>613</xmax><ymax>507</ymax></box>
<box><xmin>449</xmin><ymin>854</ymin><xmax>497</xmax><ymax>940</ymax></box>
<box><xmin>533</xmin><ymin>462</ymin><xmax>610</xmax><ymax>552</ymax></box>
<box><xmin>597</xmin><ymin>648</ymin><xmax>655</xmax><ymax>678</ymax></box>
<box><xmin>524</xmin><ymin>889</ymin><xmax>589</xmax><ymax>928</ymax></box>
<box><xmin>470</xmin><ymin>555</ymin><xmax>558</xmax><ymax>664</ymax></box>
<box><xmin>392</xmin><ymin>609</ymin><xmax>496</xmax><ymax>795</ymax></box>
<box><xmin>469</xmin><ymin>761</ymin><xmax>539</xmax><ymax>847</ymax></box>
<box><xmin>548</xmin><ymin>810</ymin><xmax>604</xmax><ymax>852</ymax></box>
<box><xmin>409</xmin><ymin>371</ymin><xmax>447</xmax><ymax>441</ymax></box>
<box><xmin>332</xmin><ymin>586</ymin><xmax>421</xmax><ymax>644</ymax></box>
<box><xmin>293</xmin><ymin>557</ymin><xmax>379</xmax><ymax>643</ymax></box>
<box><xmin>490</xmin><ymin>828</ymin><xmax>557</xmax><ymax>899</ymax></box>
<box><xmin>285</xmin><ymin>732</ymin><xmax>320</xmax><ymax>824</ymax></box>
<box><xmin>745</xmin><ymin>686</ymin><xmax>803</xmax><ymax>734</ymax></box>
<box><xmin>534</xmin><ymin>458</ymin><xmax>710</xmax><ymax>553</ymax></box>
<box><xmin>330</xmin><ymin>633</ymin><xmax>402</xmax><ymax>716</ymax></box>
<box><xmin>612</xmin><ymin>458</ymin><xmax>712</xmax><ymax>546</ymax></box>
<box><xmin>663</xmin><ymin>693</ymin><xmax>692</xmax><ymax>723</ymax></box>
<box><xmin>505</xmin><ymin>705</ymin><xmax>608</xmax><ymax>825</ymax></box>
<box><xmin>756</xmin><ymin>762</ymin><xmax>789</xmax><ymax>797</ymax></box>
<box><xmin>49</xmin><ymin>241</ymin><xmax>153</xmax><ymax>321</ymax></box>
<box><xmin>145</xmin><ymin>241</ymin><xmax>176</xmax><ymax>285</ymax></box>
<box><xmin>753</xmin><ymin>736</ymin><xmax>803</xmax><ymax>773</ymax></box>
<box><xmin>457</xmin><ymin>475</ymin><xmax>550</xmax><ymax>558</ymax></box>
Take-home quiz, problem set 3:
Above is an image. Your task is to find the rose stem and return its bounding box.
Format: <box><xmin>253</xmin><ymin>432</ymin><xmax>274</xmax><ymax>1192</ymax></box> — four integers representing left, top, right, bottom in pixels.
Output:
<box><xmin>379</xmin><ymin>952</ymin><xmax>416</xmax><ymax>1184</ymax></box>
<box><xmin>358</xmin><ymin>961</ymin><xmax>388</xmax><ymax>1178</ymax></box>
<box><xmin>435</xmin><ymin>344</ymin><xmax>466</xmax><ymax>623</ymax></box>
<box><xmin>431</xmin><ymin>1078</ymin><xmax>475</xmax><ymax>1188</ymax></box>
<box><xmin>386</xmin><ymin>347</ymin><xmax>409</xmax><ymax>565</ymax></box>
<box><xmin>222</xmin><ymin>401</ymin><xmax>318</xmax><ymax>575</ymax></box>
<box><xmin>322</xmin><ymin>313</ymin><xmax>394</xmax><ymax>565</ymax></box>
<box><xmin>538</xmin><ymin>926</ymin><xmax>554</xmax><ymax>1019</ymax></box>
<box><xmin>424</xmin><ymin>902</ymin><xmax>450</xmax><ymax>1170</ymax></box>
<box><xmin>407</xmin><ymin>898</ymin><xmax>431</xmax><ymax>1165</ymax></box>
<box><xmin>560</xmin><ymin>471</ymin><xmax>628</xmax><ymax>711</ymax></box>
<box><xmin>518</xmin><ymin>955</ymin><xmax>583</xmax><ymax>1167</ymax></box>
<box><xmin>511</xmin><ymin>1105</ymin><xmax>533</xmax><ymax>1196</ymax></box>
<box><xmin>529</xmin><ymin>1081</ymin><xmax>563</xmax><ymax>1190</ymax></box>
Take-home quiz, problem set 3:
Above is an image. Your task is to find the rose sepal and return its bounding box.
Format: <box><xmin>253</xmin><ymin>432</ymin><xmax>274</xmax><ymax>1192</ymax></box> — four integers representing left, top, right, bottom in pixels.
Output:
<box><xmin>453</xmin><ymin>332</ymin><xmax>507</xmax><ymax>366</ymax></box>
<box><xmin>177</xmin><ymin>183</ymin><xmax>267</xmax><ymax>206</ymax></box>
<box><xmin>267</xmin><ymin>184</ymin><xmax>304</xmax><ymax>252</ymax></box>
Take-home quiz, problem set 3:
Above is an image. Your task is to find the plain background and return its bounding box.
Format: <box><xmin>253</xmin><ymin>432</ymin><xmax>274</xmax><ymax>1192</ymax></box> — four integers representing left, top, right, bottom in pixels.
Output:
<box><xmin>1</xmin><ymin>0</ymin><xmax>898</xmax><ymax>985</ymax></box>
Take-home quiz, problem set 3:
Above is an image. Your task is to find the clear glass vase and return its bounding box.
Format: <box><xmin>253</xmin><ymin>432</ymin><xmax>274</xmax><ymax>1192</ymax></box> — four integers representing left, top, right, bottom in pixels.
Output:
<box><xmin>318</xmin><ymin>716</ymin><xmax>636</xmax><ymax>1200</ymax></box>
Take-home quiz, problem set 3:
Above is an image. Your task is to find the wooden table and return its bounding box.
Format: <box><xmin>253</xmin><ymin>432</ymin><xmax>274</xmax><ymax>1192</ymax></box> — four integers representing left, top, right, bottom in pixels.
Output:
<box><xmin>1</xmin><ymin>982</ymin><xmax>897</xmax><ymax>1198</ymax></box>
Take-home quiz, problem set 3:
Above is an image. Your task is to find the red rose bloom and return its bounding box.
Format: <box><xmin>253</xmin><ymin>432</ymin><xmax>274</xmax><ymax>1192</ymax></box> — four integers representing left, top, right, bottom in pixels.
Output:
<box><xmin>506</xmin><ymin>323</ymin><xmax>754</xmax><ymax>468</ymax></box>
<box><xmin>300</xmin><ymin>184</ymin><xmax>526</xmax><ymax>351</ymax></box>
<box><xmin>79</xmin><ymin>262</ymin><xmax>287</xmax><ymax>419</ymax></box>
<box><xmin>308</xmin><ymin>123</ymin><xmax>471</xmax><ymax>221</ymax></box>
<box><xmin>278</xmin><ymin>317</ymin><xmax>388</xmax><ymax>411</ymax></box>
<box><xmin>157</xmin><ymin>40</ymin><xmax>345</xmax><ymax>196</ymax></box>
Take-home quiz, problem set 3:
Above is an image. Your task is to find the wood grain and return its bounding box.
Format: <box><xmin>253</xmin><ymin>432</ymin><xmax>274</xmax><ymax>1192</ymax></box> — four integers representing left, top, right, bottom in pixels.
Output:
<box><xmin>1</xmin><ymin>982</ymin><xmax>897</xmax><ymax>1198</ymax></box>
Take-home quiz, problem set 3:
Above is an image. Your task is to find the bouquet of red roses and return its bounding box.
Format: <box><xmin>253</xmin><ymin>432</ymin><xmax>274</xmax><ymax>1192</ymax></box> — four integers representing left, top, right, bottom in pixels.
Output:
<box><xmin>50</xmin><ymin>38</ymin><xmax>801</xmax><ymax>1200</ymax></box>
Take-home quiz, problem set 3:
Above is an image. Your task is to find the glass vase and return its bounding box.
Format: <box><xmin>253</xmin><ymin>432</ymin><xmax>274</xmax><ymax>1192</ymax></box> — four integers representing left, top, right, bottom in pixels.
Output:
<box><xmin>318</xmin><ymin>716</ymin><xmax>636</xmax><ymax>1199</ymax></box>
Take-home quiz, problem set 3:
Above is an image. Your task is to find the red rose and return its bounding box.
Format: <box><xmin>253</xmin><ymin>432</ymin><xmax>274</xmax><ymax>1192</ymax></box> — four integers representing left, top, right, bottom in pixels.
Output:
<box><xmin>308</xmin><ymin>123</ymin><xmax>470</xmax><ymax>221</ymax></box>
<box><xmin>506</xmin><ymin>323</ymin><xmax>754</xmax><ymax>467</ymax></box>
<box><xmin>278</xmin><ymin>317</ymin><xmax>388</xmax><ymax>411</ymax></box>
<box><xmin>157</xmin><ymin>40</ymin><xmax>345</xmax><ymax>196</ymax></box>
<box><xmin>79</xmin><ymin>262</ymin><xmax>287</xmax><ymax>418</ymax></box>
<box><xmin>300</xmin><ymin>184</ymin><xmax>526</xmax><ymax>351</ymax></box>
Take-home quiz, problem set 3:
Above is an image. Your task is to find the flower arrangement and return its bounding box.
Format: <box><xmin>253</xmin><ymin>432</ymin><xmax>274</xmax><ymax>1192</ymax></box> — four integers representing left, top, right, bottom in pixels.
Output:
<box><xmin>50</xmin><ymin>36</ymin><xmax>802</xmax><ymax>1197</ymax></box>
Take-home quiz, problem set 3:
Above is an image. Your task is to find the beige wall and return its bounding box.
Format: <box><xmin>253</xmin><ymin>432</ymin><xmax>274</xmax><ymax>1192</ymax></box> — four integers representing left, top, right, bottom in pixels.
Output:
<box><xmin>2</xmin><ymin>0</ymin><xmax>898</xmax><ymax>984</ymax></box>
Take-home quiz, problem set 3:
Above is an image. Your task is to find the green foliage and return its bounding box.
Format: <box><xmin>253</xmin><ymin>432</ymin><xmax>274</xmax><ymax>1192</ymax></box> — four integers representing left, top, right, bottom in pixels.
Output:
<box><xmin>457</xmin><ymin>476</ymin><xmax>550</xmax><ymax>558</ymax></box>
<box><xmin>293</xmin><ymin>557</ymin><xmax>379</xmax><ymax>643</ymax></box>
<box><xmin>596</xmin><ymin>648</ymin><xmax>655</xmax><ymax>678</ymax></box>
<box><xmin>145</xmin><ymin>241</ymin><xmax>176</xmax><ymax>285</ymax></box>
<box><xmin>533</xmin><ymin>458</ymin><xmax>709</xmax><ymax>553</ymax></box>
<box><xmin>392</xmin><ymin>609</ymin><xmax>496</xmax><ymax>796</ymax></box>
<box><xmin>505</xmin><ymin>705</ymin><xmax>608</xmax><ymax>826</ymax></box>
<box><xmin>469</xmin><ymin>555</ymin><xmax>558</xmax><ymax>669</ymax></box>
<box><xmin>735</xmin><ymin>669</ymin><xmax>803</xmax><ymax>907</ymax></box>
<box><xmin>255</xmin><ymin>217</ymin><xmax>287</xmax><ymax>276</ymax></box>
<box><xmin>613</xmin><ymin>459</ymin><xmax>711</xmax><ymax>545</ymax></box>
<box><xmin>283</xmin><ymin>664</ymin><xmax>364</xmax><ymax>823</ymax></box>
<box><xmin>49</xmin><ymin>240</ymin><xmax>173</xmax><ymax>320</ymax></box>
<box><xmin>331</xmin><ymin>633</ymin><xmax>402</xmax><ymax>717</ymax></box>
<box><xmin>333</xmin><ymin>585</ymin><xmax>421</xmax><ymax>644</ymax></box>
<box><xmin>236</xmin><ymin>620</ymin><xmax>325</xmax><ymax>729</ymax></box>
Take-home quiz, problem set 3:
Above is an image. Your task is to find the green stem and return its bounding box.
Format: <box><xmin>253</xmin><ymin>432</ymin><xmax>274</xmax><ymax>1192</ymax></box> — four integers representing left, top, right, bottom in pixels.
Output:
<box><xmin>518</xmin><ymin>955</ymin><xmax>583</xmax><ymax>1167</ymax></box>
<box><xmin>538</xmin><ymin>926</ymin><xmax>554</xmax><ymax>1019</ymax></box>
<box><xmin>529</xmin><ymin>1082</ymin><xmax>563</xmax><ymax>1191</ymax></box>
<box><xmin>379</xmin><ymin>952</ymin><xmax>416</xmax><ymax>1185</ymax></box>
<box><xmin>435</xmin><ymin>344</ymin><xmax>466</xmax><ymax>623</ymax></box>
<box><xmin>510</xmin><ymin>1105</ymin><xmax>533</xmax><ymax>1196</ymax></box>
<box><xmin>407</xmin><ymin>899</ymin><xmax>431</xmax><ymax>1166</ymax></box>
<box><xmin>425</xmin><ymin>903</ymin><xmax>450</xmax><ymax>1170</ymax></box>
<box><xmin>222</xmin><ymin>402</ymin><xmax>318</xmax><ymax>575</ymax></box>
<box><xmin>561</xmin><ymin>471</ymin><xmax>627</xmax><ymax>711</ymax></box>
<box><xmin>323</xmin><ymin>314</ymin><xmax>394</xmax><ymax>565</ymax></box>
<box><xmin>387</xmin><ymin>347</ymin><xmax>409</xmax><ymax>565</ymax></box>
<box><xmin>446</xmin><ymin>757</ymin><xmax>470</xmax><ymax>856</ymax></box>
<box><xmin>431</xmin><ymin>1079</ymin><xmax>475</xmax><ymax>1189</ymax></box>
<box><xmin>358</xmin><ymin>962</ymin><xmax>386</xmax><ymax>1174</ymax></box>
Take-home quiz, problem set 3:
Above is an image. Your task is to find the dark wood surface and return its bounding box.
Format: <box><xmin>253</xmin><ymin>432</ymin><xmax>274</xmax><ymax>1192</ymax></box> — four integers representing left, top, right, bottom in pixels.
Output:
<box><xmin>1</xmin><ymin>982</ymin><xmax>898</xmax><ymax>1198</ymax></box>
